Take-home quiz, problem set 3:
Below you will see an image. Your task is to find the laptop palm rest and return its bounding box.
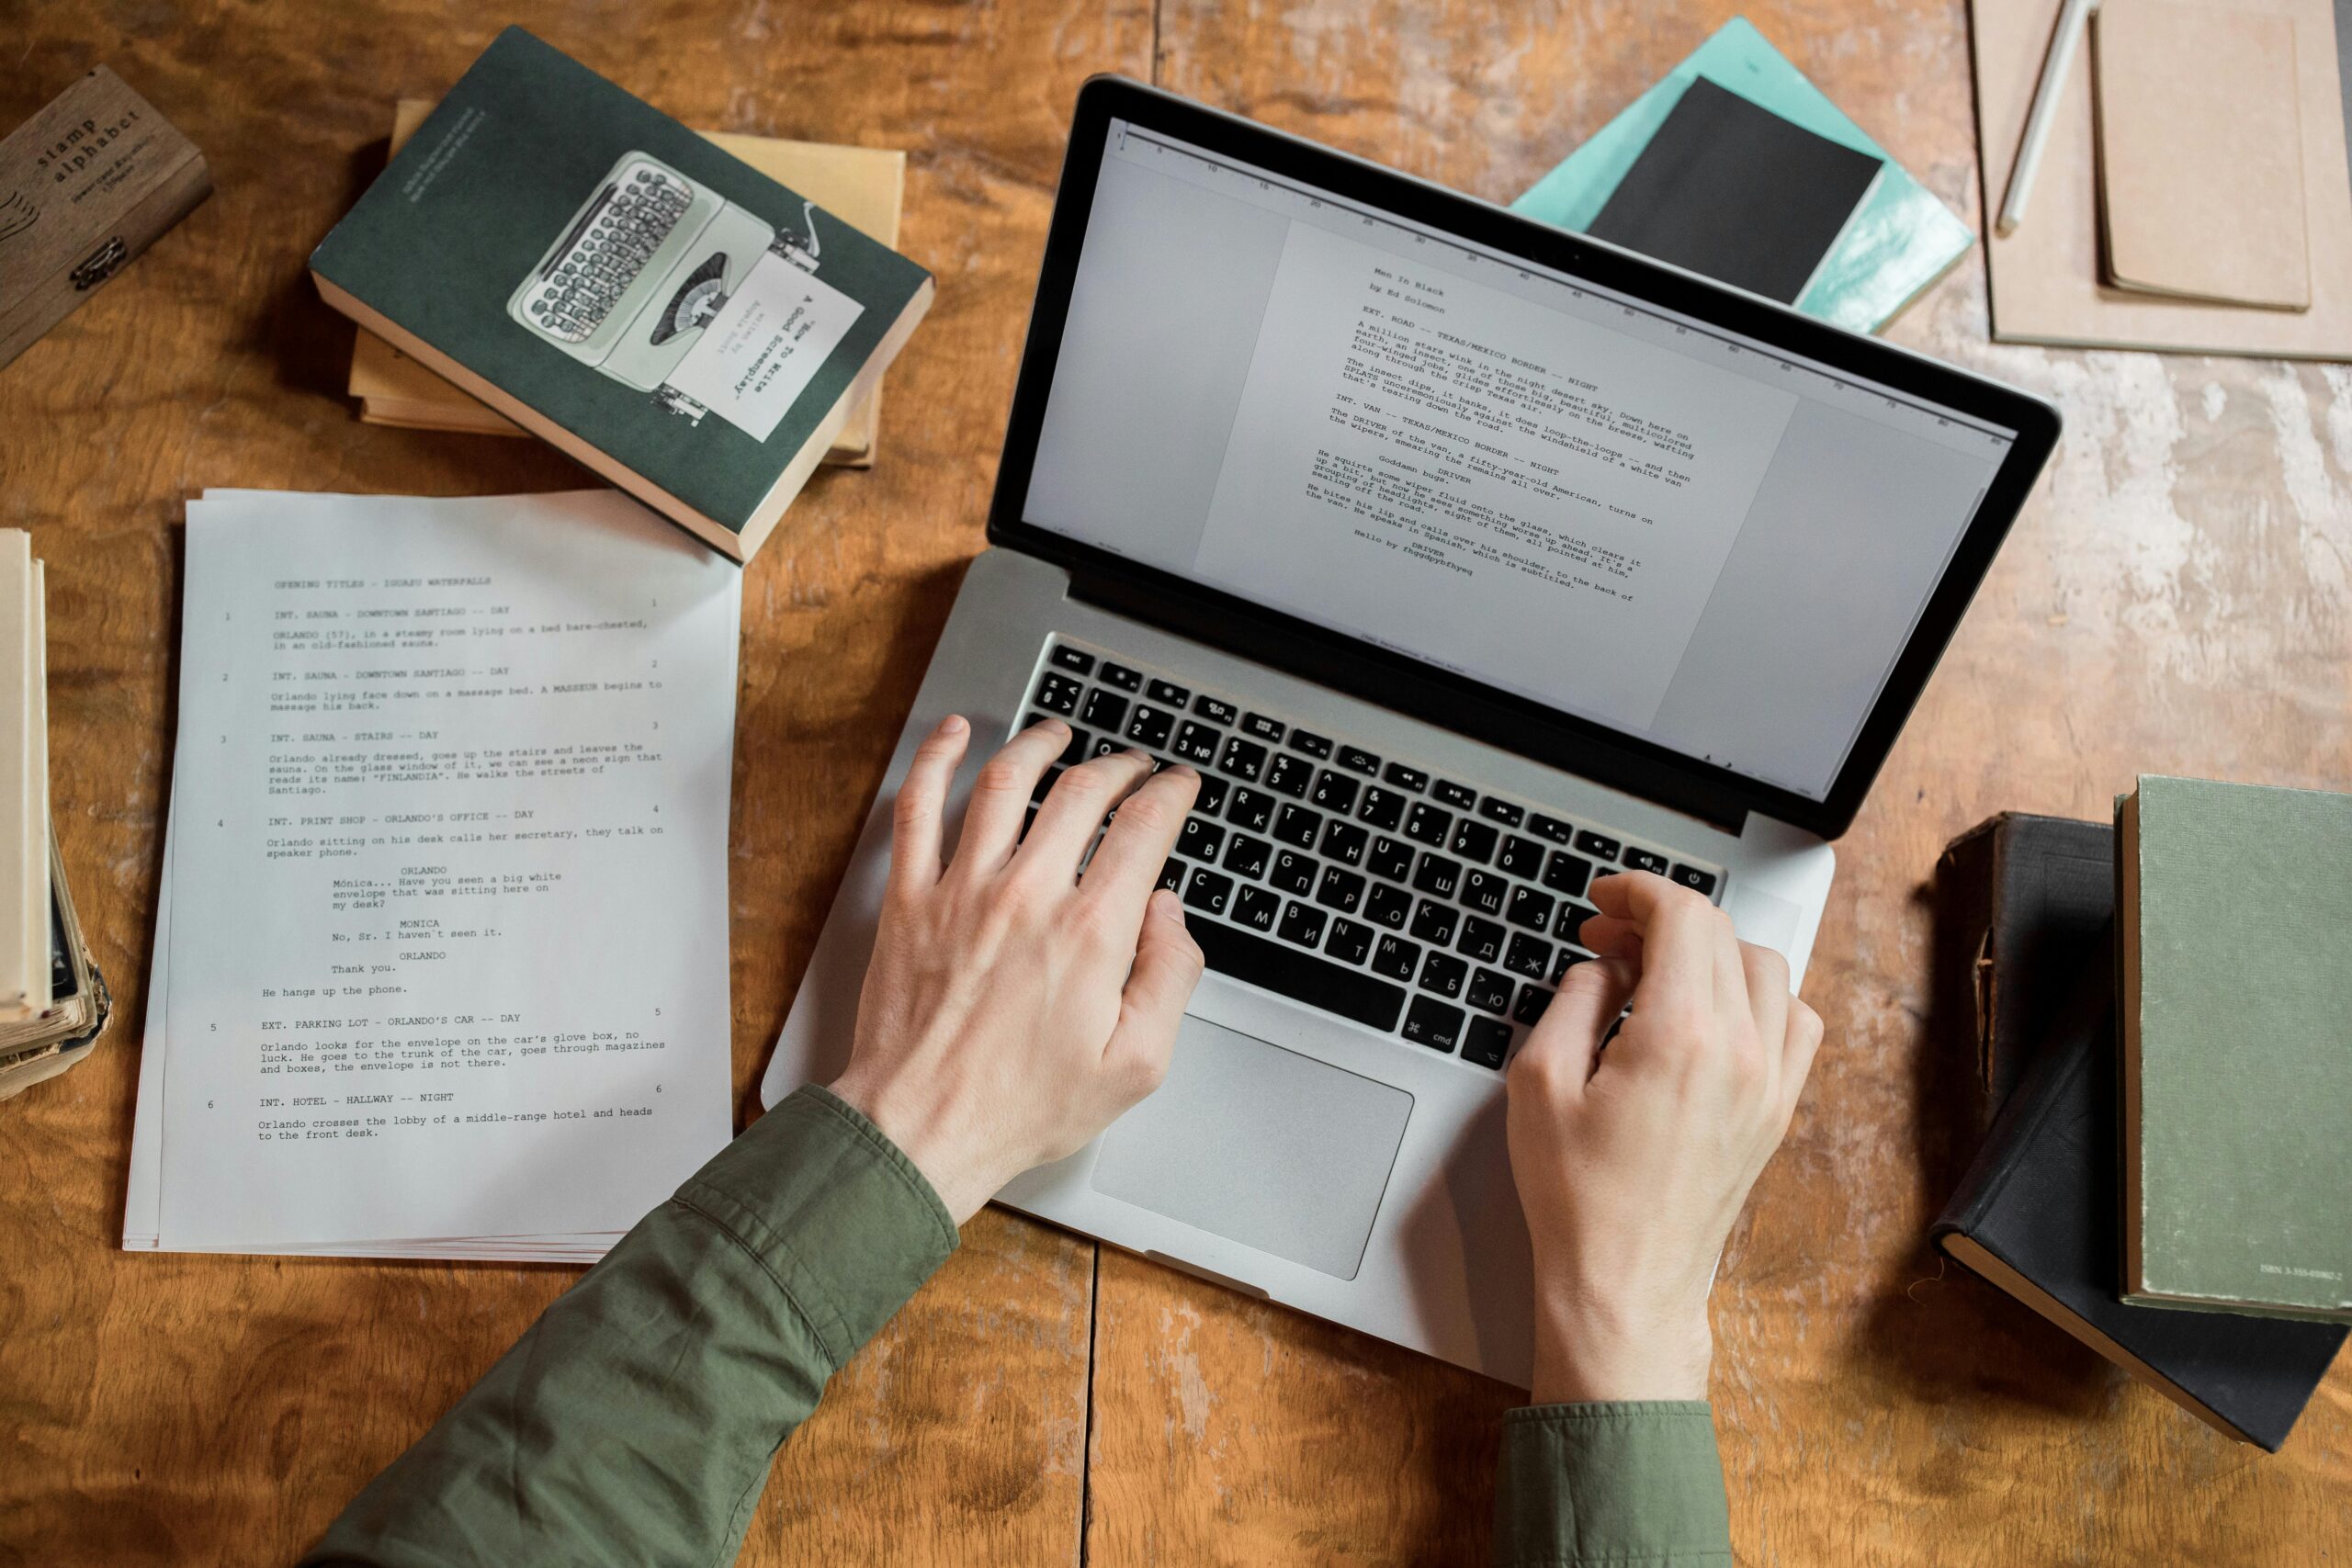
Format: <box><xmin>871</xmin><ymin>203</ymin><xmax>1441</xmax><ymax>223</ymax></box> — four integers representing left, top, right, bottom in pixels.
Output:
<box><xmin>1089</xmin><ymin>1018</ymin><xmax>1412</xmax><ymax>1281</ymax></box>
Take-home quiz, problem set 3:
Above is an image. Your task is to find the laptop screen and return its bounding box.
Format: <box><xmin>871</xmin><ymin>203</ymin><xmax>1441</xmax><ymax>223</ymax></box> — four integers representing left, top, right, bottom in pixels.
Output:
<box><xmin>1018</xmin><ymin>118</ymin><xmax>2020</xmax><ymax>805</ymax></box>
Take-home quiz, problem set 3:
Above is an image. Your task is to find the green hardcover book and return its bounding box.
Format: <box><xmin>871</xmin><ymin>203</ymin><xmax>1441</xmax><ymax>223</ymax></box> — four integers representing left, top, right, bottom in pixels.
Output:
<box><xmin>2118</xmin><ymin>775</ymin><xmax>2352</xmax><ymax>1322</ymax></box>
<box><xmin>309</xmin><ymin>28</ymin><xmax>933</xmax><ymax>561</ymax></box>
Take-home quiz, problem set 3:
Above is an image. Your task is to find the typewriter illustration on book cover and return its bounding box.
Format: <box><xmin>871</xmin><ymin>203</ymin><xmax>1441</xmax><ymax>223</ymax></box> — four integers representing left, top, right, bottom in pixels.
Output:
<box><xmin>506</xmin><ymin>151</ymin><xmax>826</xmax><ymax>423</ymax></box>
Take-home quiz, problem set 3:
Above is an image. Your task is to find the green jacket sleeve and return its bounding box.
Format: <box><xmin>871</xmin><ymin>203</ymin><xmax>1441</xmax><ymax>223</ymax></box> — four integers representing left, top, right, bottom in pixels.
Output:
<box><xmin>1492</xmin><ymin>1401</ymin><xmax>1733</xmax><ymax>1566</ymax></box>
<box><xmin>302</xmin><ymin>1083</ymin><xmax>958</xmax><ymax>1568</ymax></box>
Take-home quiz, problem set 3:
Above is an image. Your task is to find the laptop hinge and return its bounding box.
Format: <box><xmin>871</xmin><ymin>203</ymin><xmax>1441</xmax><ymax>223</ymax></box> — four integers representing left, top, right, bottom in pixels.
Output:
<box><xmin>1063</xmin><ymin>560</ymin><xmax>1752</xmax><ymax>838</ymax></box>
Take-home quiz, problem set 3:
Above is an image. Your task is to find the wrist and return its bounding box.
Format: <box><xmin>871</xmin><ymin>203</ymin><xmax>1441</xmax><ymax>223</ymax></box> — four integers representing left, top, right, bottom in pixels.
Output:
<box><xmin>826</xmin><ymin>1065</ymin><xmax>1006</xmax><ymax>1226</ymax></box>
<box><xmin>1528</xmin><ymin>1294</ymin><xmax>1713</xmax><ymax>1405</ymax></box>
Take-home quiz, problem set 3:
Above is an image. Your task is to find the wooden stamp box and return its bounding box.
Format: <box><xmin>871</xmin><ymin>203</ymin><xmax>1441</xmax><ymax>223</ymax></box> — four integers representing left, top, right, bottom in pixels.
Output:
<box><xmin>0</xmin><ymin>66</ymin><xmax>209</xmax><ymax>368</ymax></box>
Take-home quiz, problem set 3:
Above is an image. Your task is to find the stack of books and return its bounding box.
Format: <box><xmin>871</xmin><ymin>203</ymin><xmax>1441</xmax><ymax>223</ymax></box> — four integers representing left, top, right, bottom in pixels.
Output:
<box><xmin>1931</xmin><ymin>781</ymin><xmax>2350</xmax><ymax>1451</ymax></box>
<box><xmin>0</xmin><ymin>530</ymin><xmax>108</xmax><ymax>1100</ymax></box>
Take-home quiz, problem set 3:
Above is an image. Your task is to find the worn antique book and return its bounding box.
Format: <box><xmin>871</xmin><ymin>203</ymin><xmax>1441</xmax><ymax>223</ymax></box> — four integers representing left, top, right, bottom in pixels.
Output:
<box><xmin>0</xmin><ymin>531</ymin><xmax>45</xmax><ymax>1021</ymax></box>
<box><xmin>0</xmin><ymin>65</ymin><xmax>211</xmax><ymax>368</ymax></box>
<box><xmin>350</xmin><ymin>98</ymin><xmax>904</xmax><ymax>468</ymax></box>
<box><xmin>311</xmin><ymin>29</ymin><xmax>933</xmax><ymax>560</ymax></box>
<box><xmin>2118</xmin><ymin>776</ymin><xmax>2352</xmax><ymax>1322</ymax></box>
<box><xmin>1934</xmin><ymin>953</ymin><xmax>2345</xmax><ymax>1450</ymax></box>
<box><xmin>1936</xmin><ymin>812</ymin><xmax>2118</xmax><ymax>1108</ymax></box>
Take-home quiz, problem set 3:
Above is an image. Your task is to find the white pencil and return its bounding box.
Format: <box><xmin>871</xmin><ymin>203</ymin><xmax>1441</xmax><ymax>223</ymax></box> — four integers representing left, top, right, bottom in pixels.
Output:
<box><xmin>1996</xmin><ymin>0</ymin><xmax>2100</xmax><ymax>236</ymax></box>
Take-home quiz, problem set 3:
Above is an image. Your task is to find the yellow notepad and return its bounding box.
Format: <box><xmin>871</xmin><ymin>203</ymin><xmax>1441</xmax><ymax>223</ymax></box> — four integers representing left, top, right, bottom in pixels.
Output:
<box><xmin>349</xmin><ymin>100</ymin><xmax>905</xmax><ymax>466</ymax></box>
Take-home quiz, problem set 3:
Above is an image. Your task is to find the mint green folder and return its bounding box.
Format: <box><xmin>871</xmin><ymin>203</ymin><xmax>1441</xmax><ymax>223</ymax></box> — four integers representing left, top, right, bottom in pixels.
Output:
<box><xmin>1513</xmin><ymin>17</ymin><xmax>1973</xmax><ymax>334</ymax></box>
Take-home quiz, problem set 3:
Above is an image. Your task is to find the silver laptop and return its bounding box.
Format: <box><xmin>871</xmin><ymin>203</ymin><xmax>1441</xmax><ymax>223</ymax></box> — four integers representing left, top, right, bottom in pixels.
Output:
<box><xmin>762</xmin><ymin>78</ymin><xmax>2060</xmax><ymax>1386</ymax></box>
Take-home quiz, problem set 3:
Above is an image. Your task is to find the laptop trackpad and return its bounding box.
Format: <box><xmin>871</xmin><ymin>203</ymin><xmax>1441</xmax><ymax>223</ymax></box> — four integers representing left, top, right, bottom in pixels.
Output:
<box><xmin>1090</xmin><ymin>1019</ymin><xmax>1412</xmax><ymax>1280</ymax></box>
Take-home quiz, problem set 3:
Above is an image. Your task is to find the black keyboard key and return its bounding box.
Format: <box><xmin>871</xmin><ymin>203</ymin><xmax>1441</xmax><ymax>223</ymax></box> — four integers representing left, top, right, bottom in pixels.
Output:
<box><xmin>1404</xmin><ymin>803</ymin><xmax>1453</xmax><ymax>847</ymax></box>
<box><xmin>1193</xmin><ymin>774</ymin><xmax>1228</xmax><ymax>815</ymax></box>
<box><xmin>1462</xmin><ymin>1016</ymin><xmax>1512</xmax><ymax>1069</ymax></box>
<box><xmin>1086</xmin><ymin>735</ymin><xmax>1124</xmax><ymax>761</ymax></box>
<box><xmin>1506</xmin><ymin>885</ymin><xmax>1555</xmax><ymax>932</ymax></box>
<box><xmin>1100</xmin><ymin>661</ymin><xmax>1143</xmax><ymax>692</ymax></box>
<box><xmin>1669</xmin><ymin>863</ymin><xmax>1719</xmax><ymax>896</ymax></box>
<box><xmin>1278</xmin><ymin>900</ymin><xmax>1328</xmax><ymax>948</ymax></box>
<box><xmin>1372</xmin><ymin>935</ymin><xmax>1421</xmax><ymax>982</ymax></box>
<box><xmin>1288</xmin><ymin>729</ymin><xmax>1334</xmax><ymax>760</ymax></box>
<box><xmin>1147</xmin><ymin>678</ymin><xmax>1191</xmax><ymax>705</ymax></box>
<box><xmin>1402</xmin><ymin>997</ymin><xmax>1465</xmax><ymax>1054</ymax></box>
<box><xmin>1574</xmin><ymin>829</ymin><xmax>1621</xmax><ymax>861</ymax></box>
<box><xmin>1505</xmin><ymin>932</ymin><xmax>1552</xmax><ymax>979</ymax></box>
<box><xmin>1269</xmin><ymin>850</ymin><xmax>1316</xmax><ymax>896</ymax></box>
<box><xmin>1125</xmin><ymin>705</ymin><xmax>1175</xmax><ymax>749</ymax></box>
<box><xmin>1033</xmin><ymin>765</ymin><xmax>1064</xmax><ymax>805</ymax></box>
<box><xmin>1080</xmin><ymin>688</ymin><xmax>1128</xmax><ymax>730</ymax></box>
<box><xmin>1319</xmin><ymin>819</ymin><xmax>1368</xmax><ymax>867</ymax></box>
<box><xmin>1176</xmin><ymin>818</ymin><xmax>1225</xmax><ymax>862</ymax></box>
<box><xmin>1158</xmin><ymin>857</ymin><xmax>1185</xmax><ymax>893</ymax></box>
<box><xmin>1218</xmin><ymin>736</ymin><xmax>1267</xmax><ymax>782</ymax></box>
<box><xmin>1479</xmin><ymin>797</ymin><xmax>1525</xmax><ymax>827</ymax></box>
<box><xmin>1193</xmin><ymin>694</ymin><xmax>1238</xmax><ymax>725</ymax></box>
<box><xmin>1551</xmin><ymin>946</ymin><xmax>1588</xmax><ymax>985</ymax></box>
<box><xmin>1058</xmin><ymin>727</ymin><xmax>1091</xmax><ymax>766</ymax></box>
<box><xmin>1553</xmin><ymin>902</ymin><xmax>1600</xmax><ymax>943</ymax></box>
<box><xmin>1496</xmin><ymin>834</ymin><xmax>1544</xmax><ymax>878</ymax></box>
<box><xmin>1411</xmin><ymin>853</ymin><xmax>1462</xmax><ymax>898</ymax></box>
<box><xmin>1336</xmin><ymin>744</ymin><xmax>1381</xmax><ymax>777</ymax></box>
<box><xmin>1383</xmin><ymin>762</ymin><xmax>1429</xmax><ymax>792</ymax></box>
<box><xmin>1265</xmin><ymin>753</ymin><xmax>1316</xmax><ymax>798</ymax></box>
<box><xmin>1182</xmin><ymin>870</ymin><xmax>1233</xmax><ymax>917</ymax></box>
<box><xmin>1325</xmin><ymin>917</ymin><xmax>1374</xmax><ymax>965</ymax></box>
<box><xmin>1049</xmin><ymin>645</ymin><xmax>1095</xmax><ymax>673</ymax></box>
<box><xmin>1450</xmin><ymin>818</ymin><xmax>1498</xmax><ymax>864</ymax></box>
<box><xmin>1512</xmin><ymin>984</ymin><xmax>1553</xmax><ymax>1025</ymax></box>
<box><xmin>1308</xmin><ymin>772</ymin><xmax>1357</xmax><ymax>817</ymax></box>
<box><xmin>1221</xmin><ymin>832</ymin><xmax>1272</xmax><ymax>880</ymax></box>
<box><xmin>1542</xmin><ymin>851</ymin><xmax>1594</xmax><ymax>897</ymax></box>
<box><xmin>1234</xmin><ymin>884</ymin><xmax>1281</xmax><ymax>932</ymax></box>
<box><xmin>1410</xmin><ymin>899</ymin><xmax>1459</xmax><ymax>946</ymax></box>
<box><xmin>1190</xmin><ymin>917</ymin><xmax>1406</xmax><ymax>1032</ymax></box>
<box><xmin>1367</xmin><ymin>836</ymin><xmax>1415</xmax><ymax>883</ymax></box>
<box><xmin>1456</xmin><ymin>916</ymin><xmax>1505</xmax><ymax>964</ymax></box>
<box><xmin>1623</xmin><ymin>847</ymin><xmax>1668</xmax><ymax>874</ymax></box>
<box><xmin>1241</xmin><ymin>712</ymin><xmax>1284</xmax><ymax>742</ymax></box>
<box><xmin>1315</xmin><ymin>865</ymin><xmax>1365</xmax><ymax>914</ymax></box>
<box><xmin>1226</xmin><ymin>786</ymin><xmax>1275</xmax><ymax>832</ymax></box>
<box><xmin>1272</xmin><ymin>804</ymin><xmax>1322</xmax><ymax>850</ymax></box>
<box><xmin>1466</xmin><ymin>967</ymin><xmax>1513</xmax><ymax>1016</ymax></box>
<box><xmin>1366</xmin><ymin>883</ymin><xmax>1413</xmax><ymax>930</ymax></box>
<box><xmin>1460</xmin><ymin>869</ymin><xmax>1507</xmax><ymax>916</ymax></box>
<box><xmin>1419</xmin><ymin>951</ymin><xmax>1468</xmax><ymax>999</ymax></box>
<box><xmin>1035</xmin><ymin>676</ymin><xmax>1082</xmax><ymax>716</ymax></box>
<box><xmin>1171</xmin><ymin>720</ymin><xmax>1220</xmax><ymax>765</ymax></box>
<box><xmin>1357</xmin><ymin>786</ymin><xmax>1407</xmax><ymax>831</ymax></box>
<box><xmin>1433</xmin><ymin>780</ymin><xmax>1477</xmax><ymax>811</ymax></box>
<box><xmin>1529</xmin><ymin>812</ymin><xmax>1576</xmax><ymax>844</ymax></box>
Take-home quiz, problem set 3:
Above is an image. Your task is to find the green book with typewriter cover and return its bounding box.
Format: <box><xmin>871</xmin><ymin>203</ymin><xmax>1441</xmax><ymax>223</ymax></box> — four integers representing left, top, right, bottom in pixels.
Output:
<box><xmin>2119</xmin><ymin>775</ymin><xmax>2352</xmax><ymax>1323</ymax></box>
<box><xmin>309</xmin><ymin>28</ymin><xmax>933</xmax><ymax>561</ymax></box>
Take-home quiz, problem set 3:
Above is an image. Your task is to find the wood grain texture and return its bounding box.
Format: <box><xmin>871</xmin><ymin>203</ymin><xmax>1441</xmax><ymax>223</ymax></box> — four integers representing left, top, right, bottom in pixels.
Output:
<box><xmin>4</xmin><ymin>1</ymin><xmax>2350</xmax><ymax>1564</ymax></box>
<box><xmin>0</xmin><ymin>1</ymin><xmax>1144</xmax><ymax>1562</ymax></box>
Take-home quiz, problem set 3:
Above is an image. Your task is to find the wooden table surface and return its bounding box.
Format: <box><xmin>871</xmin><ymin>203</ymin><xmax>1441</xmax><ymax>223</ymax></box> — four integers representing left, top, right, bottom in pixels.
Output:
<box><xmin>6</xmin><ymin>1</ymin><xmax>2349</xmax><ymax>1562</ymax></box>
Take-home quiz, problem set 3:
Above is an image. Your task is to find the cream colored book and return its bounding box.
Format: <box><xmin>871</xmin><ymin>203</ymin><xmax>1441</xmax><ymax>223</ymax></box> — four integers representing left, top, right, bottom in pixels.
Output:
<box><xmin>0</xmin><ymin>532</ymin><xmax>45</xmax><ymax>1021</ymax></box>
<box><xmin>348</xmin><ymin>98</ymin><xmax>905</xmax><ymax>468</ymax></box>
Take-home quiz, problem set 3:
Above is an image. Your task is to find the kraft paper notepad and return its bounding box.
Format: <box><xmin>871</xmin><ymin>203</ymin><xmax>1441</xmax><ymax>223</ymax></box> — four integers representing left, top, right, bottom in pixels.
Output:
<box><xmin>1972</xmin><ymin>0</ymin><xmax>2352</xmax><ymax>357</ymax></box>
<box><xmin>2095</xmin><ymin>0</ymin><xmax>2311</xmax><ymax>310</ymax></box>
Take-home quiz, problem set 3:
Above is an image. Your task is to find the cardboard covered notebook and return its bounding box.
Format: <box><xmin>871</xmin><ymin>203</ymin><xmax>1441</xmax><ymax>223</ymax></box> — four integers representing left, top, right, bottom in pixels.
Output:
<box><xmin>351</xmin><ymin>99</ymin><xmax>905</xmax><ymax>468</ymax></box>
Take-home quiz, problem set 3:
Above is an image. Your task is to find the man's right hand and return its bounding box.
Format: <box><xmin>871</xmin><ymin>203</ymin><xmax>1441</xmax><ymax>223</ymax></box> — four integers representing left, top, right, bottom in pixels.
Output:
<box><xmin>1504</xmin><ymin>872</ymin><xmax>1823</xmax><ymax>1405</ymax></box>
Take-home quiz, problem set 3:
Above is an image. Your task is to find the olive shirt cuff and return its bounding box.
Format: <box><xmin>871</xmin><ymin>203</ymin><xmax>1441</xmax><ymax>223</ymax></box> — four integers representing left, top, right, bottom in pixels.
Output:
<box><xmin>1494</xmin><ymin>1402</ymin><xmax>1733</xmax><ymax>1567</ymax></box>
<box><xmin>677</xmin><ymin>1082</ymin><xmax>960</xmax><ymax>1371</ymax></box>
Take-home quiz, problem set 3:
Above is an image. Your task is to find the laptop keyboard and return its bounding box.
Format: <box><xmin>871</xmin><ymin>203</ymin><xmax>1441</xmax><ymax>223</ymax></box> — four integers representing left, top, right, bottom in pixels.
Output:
<box><xmin>1018</xmin><ymin>639</ymin><xmax>1724</xmax><ymax>1073</ymax></box>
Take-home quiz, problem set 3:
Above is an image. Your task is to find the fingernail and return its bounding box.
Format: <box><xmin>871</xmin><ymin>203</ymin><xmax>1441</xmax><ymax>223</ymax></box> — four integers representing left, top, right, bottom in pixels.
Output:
<box><xmin>939</xmin><ymin>714</ymin><xmax>967</xmax><ymax>735</ymax></box>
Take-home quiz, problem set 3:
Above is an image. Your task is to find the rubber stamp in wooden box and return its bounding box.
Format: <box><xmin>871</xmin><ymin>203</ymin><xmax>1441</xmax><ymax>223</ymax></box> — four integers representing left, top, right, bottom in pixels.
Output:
<box><xmin>0</xmin><ymin>66</ymin><xmax>209</xmax><ymax>368</ymax></box>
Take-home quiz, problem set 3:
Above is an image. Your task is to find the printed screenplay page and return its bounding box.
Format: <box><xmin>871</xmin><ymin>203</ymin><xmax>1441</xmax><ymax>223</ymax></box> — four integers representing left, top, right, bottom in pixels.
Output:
<box><xmin>157</xmin><ymin>491</ymin><xmax>737</xmax><ymax>1249</ymax></box>
<box><xmin>1199</xmin><ymin>223</ymin><xmax>1796</xmax><ymax>733</ymax></box>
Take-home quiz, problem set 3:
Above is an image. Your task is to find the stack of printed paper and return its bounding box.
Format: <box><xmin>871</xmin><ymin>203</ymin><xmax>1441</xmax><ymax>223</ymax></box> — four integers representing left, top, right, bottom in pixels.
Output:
<box><xmin>124</xmin><ymin>490</ymin><xmax>739</xmax><ymax>1260</ymax></box>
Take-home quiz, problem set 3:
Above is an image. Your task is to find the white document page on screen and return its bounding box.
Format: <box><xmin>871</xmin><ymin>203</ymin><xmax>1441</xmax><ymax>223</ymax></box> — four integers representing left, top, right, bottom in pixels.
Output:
<box><xmin>155</xmin><ymin>490</ymin><xmax>737</xmax><ymax>1252</ymax></box>
<box><xmin>1195</xmin><ymin>222</ymin><xmax>1799</xmax><ymax>734</ymax></box>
